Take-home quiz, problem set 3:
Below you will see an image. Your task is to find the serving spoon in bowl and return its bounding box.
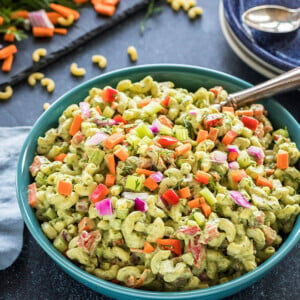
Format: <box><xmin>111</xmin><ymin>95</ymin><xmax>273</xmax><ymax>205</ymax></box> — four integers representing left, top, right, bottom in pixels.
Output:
<box><xmin>242</xmin><ymin>5</ymin><xmax>300</xmax><ymax>33</ymax></box>
<box><xmin>217</xmin><ymin>66</ymin><xmax>300</xmax><ymax>110</ymax></box>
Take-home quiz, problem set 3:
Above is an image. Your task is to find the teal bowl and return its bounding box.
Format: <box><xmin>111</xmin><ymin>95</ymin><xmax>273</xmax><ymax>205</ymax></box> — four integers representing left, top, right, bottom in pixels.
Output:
<box><xmin>16</xmin><ymin>64</ymin><xmax>300</xmax><ymax>300</ymax></box>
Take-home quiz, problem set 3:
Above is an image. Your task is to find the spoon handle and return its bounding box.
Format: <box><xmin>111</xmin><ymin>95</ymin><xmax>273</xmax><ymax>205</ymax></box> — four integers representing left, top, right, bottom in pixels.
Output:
<box><xmin>224</xmin><ymin>66</ymin><xmax>300</xmax><ymax>108</ymax></box>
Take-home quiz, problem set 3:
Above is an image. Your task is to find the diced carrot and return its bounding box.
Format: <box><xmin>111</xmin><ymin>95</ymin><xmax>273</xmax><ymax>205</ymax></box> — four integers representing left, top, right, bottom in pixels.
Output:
<box><xmin>4</xmin><ymin>33</ymin><xmax>15</xmax><ymax>43</ymax></box>
<box><xmin>105</xmin><ymin>173</ymin><xmax>116</xmax><ymax>187</ymax></box>
<box><xmin>144</xmin><ymin>176</ymin><xmax>158</xmax><ymax>191</ymax></box>
<box><xmin>10</xmin><ymin>10</ymin><xmax>29</xmax><ymax>19</ymax></box>
<box><xmin>104</xmin><ymin>133</ymin><xmax>125</xmax><ymax>149</ymax></box>
<box><xmin>106</xmin><ymin>153</ymin><xmax>116</xmax><ymax>175</ymax></box>
<box><xmin>100</xmin><ymin>0</ymin><xmax>120</xmax><ymax>5</ymax></box>
<box><xmin>196</xmin><ymin>130</ymin><xmax>208</xmax><ymax>143</ymax></box>
<box><xmin>138</xmin><ymin>98</ymin><xmax>153</xmax><ymax>108</ymax></box>
<box><xmin>114</xmin><ymin>147</ymin><xmax>129</xmax><ymax>161</ymax></box>
<box><xmin>195</xmin><ymin>170</ymin><xmax>211</xmax><ymax>184</ymax></box>
<box><xmin>158</xmin><ymin>115</ymin><xmax>173</xmax><ymax>128</ymax></box>
<box><xmin>113</xmin><ymin>114</ymin><xmax>127</xmax><ymax>124</ymax></box>
<box><xmin>229</xmin><ymin>169</ymin><xmax>248</xmax><ymax>182</ymax></box>
<box><xmin>0</xmin><ymin>45</ymin><xmax>18</xmax><ymax>60</ymax></box>
<box><xmin>28</xmin><ymin>183</ymin><xmax>38</xmax><ymax>207</ymax></box>
<box><xmin>175</xmin><ymin>143</ymin><xmax>191</xmax><ymax>156</ymax></box>
<box><xmin>156</xmin><ymin>238</ymin><xmax>181</xmax><ymax>256</ymax></box>
<box><xmin>187</xmin><ymin>198</ymin><xmax>201</xmax><ymax>209</ymax></box>
<box><xmin>78</xmin><ymin>217</ymin><xmax>95</xmax><ymax>232</ymax></box>
<box><xmin>47</xmin><ymin>12</ymin><xmax>62</xmax><ymax>25</ymax></box>
<box><xmin>32</xmin><ymin>27</ymin><xmax>54</xmax><ymax>38</ymax></box>
<box><xmin>276</xmin><ymin>150</ymin><xmax>289</xmax><ymax>170</ymax></box>
<box><xmin>208</xmin><ymin>127</ymin><xmax>219</xmax><ymax>142</ymax></box>
<box><xmin>95</xmin><ymin>105</ymin><xmax>102</xmax><ymax>115</ymax></box>
<box><xmin>54</xmin><ymin>153</ymin><xmax>67</xmax><ymax>162</ymax></box>
<box><xmin>178</xmin><ymin>187</ymin><xmax>191</xmax><ymax>199</ymax></box>
<box><xmin>136</xmin><ymin>168</ymin><xmax>155</xmax><ymax>176</ymax></box>
<box><xmin>54</xmin><ymin>28</ymin><xmax>68</xmax><ymax>35</ymax></box>
<box><xmin>222</xmin><ymin>106</ymin><xmax>234</xmax><ymax>113</ymax></box>
<box><xmin>57</xmin><ymin>180</ymin><xmax>72</xmax><ymax>196</ymax></box>
<box><xmin>143</xmin><ymin>241</ymin><xmax>155</xmax><ymax>253</ymax></box>
<box><xmin>2</xmin><ymin>55</ymin><xmax>14</xmax><ymax>72</ymax></box>
<box><xmin>160</xmin><ymin>96</ymin><xmax>170</xmax><ymax>107</ymax></box>
<box><xmin>69</xmin><ymin>114</ymin><xmax>83</xmax><ymax>136</ymax></box>
<box><xmin>94</xmin><ymin>3</ymin><xmax>116</xmax><ymax>16</ymax></box>
<box><xmin>200</xmin><ymin>199</ymin><xmax>211</xmax><ymax>217</ymax></box>
<box><xmin>49</xmin><ymin>3</ymin><xmax>80</xmax><ymax>20</ymax></box>
<box><xmin>0</xmin><ymin>16</ymin><xmax>4</xmax><ymax>25</ymax></box>
<box><xmin>266</xmin><ymin>169</ymin><xmax>275</xmax><ymax>176</ymax></box>
<box><xmin>222</xmin><ymin>130</ymin><xmax>237</xmax><ymax>146</ymax></box>
<box><xmin>228</xmin><ymin>151</ymin><xmax>239</xmax><ymax>162</ymax></box>
<box><xmin>235</xmin><ymin>110</ymin><xmax>254</xmax><ymax>117</ymax></box>
<box><xmin>256</xmin><ymin>175</ymin><xmax>273</xmax><ymax>189</ymax></box>
<box><xmin>73</xmin><ymin>0</ymin><xmax>90</xmax><ymax>4</ymax></box>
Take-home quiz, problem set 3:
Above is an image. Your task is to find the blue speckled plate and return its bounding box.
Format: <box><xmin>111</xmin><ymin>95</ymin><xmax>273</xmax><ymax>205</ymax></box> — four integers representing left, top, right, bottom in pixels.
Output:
<box><xmin>223</xmin><ymin>0</ymin><xmax>300</xmax><ymax>71</ymax></box>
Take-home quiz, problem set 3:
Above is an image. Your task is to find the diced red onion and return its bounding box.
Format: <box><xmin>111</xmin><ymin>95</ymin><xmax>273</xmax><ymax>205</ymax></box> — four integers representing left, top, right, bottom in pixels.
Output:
<box><xmin>85</xmin><ymin>132</ymin><xmax>108</xmax><ymax>146</ymax></box>
<box><xmin>29</xmin><ymin>10</ymin><xmax>54</xmax><ymax>28</ymax></box>
<box><xmin>95</xmin><ymin>198</ymin><xmax>113</xmax><ymax>215</ymax></box>
<box><xmin>183</xmin><ymin>173</ymin><xmax>193</xmax><ymax>182</ymax></box>
<box><xmin>227</xmin><ymin>145</ymin><xmax>240</xmax><ymax>154</ymax></box>
<box><xmin>122</xmin><ymin>192</ymin><xmax>149</xmax><ymax>200</ymax></box>
<box><xmin>150</xmin><ymin>171</ymin><xmax>164</xmax><ymax>182</ymax></box>
<box><xmin>210</xmin><ymin>151</ymin><xmax>227</xmax><ymax>163</ymax></box>
<box><xmin>229</xmin><ymin>191</ymin><xmax>251</xmax><ymax>208</ymax></box>
<box><xmin>189</xmin><ymin>110</ymin><xmax>198</xmax><ymax>116</ymax></box>
<box><xmin>134</xmin><ymin>198</ymin><xmax>148</xmax><ymax>212</ymax></box>
<box><xmin>228</xmin><ymin>161</ymin><xmax>240</xmax><ymax>170</ymax></box>
<box><xmin>79</xmin><ymin>102</ymin><xmax>90</xmax><ymax>119</ymax></box>
<box><xmin>247</xmin><ymin>146</ymin><xmax>265</xmax><ymax>164</ymax></box>
<box><xmin>95</xmin><ymin>119</ymin><xmax>119</xmax><ymax>126</ymax></box>
<box><xmin>150</xmin><ymin>119</ymin><xmax>162</xmax><ymax>134</ymax></box>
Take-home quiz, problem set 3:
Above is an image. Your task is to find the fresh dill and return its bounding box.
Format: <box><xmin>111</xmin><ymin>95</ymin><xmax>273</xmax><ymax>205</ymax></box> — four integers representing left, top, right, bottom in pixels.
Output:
<box><xmin>140</xmin><ymin>0</ymin><xmax>162</xmax><ymax>35</ymax></box>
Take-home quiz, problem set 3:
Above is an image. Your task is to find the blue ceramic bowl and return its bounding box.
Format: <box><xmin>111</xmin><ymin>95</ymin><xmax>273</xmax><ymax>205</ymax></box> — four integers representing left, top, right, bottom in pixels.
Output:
<box><xmin>223</xmin><ymin>0</ymin><xmax>300</xmax><ymax>71</ymax></box>
<box><xmin>17</xmin><ymin>65</ymin><xmax>300</xmax><ymax>300</ymax></box>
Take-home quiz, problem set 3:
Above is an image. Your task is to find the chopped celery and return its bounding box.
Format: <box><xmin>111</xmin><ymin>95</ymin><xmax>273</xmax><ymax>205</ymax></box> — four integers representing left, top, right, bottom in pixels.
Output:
<box><xmin>194</xmin><ymin>211</ymin><xmax>206</xmax><ymax>226</ymax></box>
<box><xmin>103</xmin><ymin>106</ymin><xmax>115</xmax><ymax>118</ymax></box>
<box><xmin>200</xmin><ymin>187</ymin><xmax>216</xmax><ymax>206</ymax></box>
<box><xmin>43</xmin><ymin>208</ymin><xmax>57</xmax><ymax>220</ymax></box>
<box><xmin>127</xmin><ymin>135</ymin><xmax>141</xmax><ymax>147</ymax></box>
<box><xmin>135</xmin><ymin>123</ymin><xmax>153</xmax><ymax>139</ymax></box>
<box><xmin>142</xmin><ymin>101</ymin><xmax>162</xmax><ymax>115</ymax></box>
<box><xmin>175</xmin><ymin>127</ymin><xmax>189</xmax><ymax>141</ymax></box>
<box><xmin>125</xmin><ymin>175</ymin><xmax>144</xmax><ymax>191</ymax></box>
<box><xmin>160</xmin><ymin>125</ymin><xmax>173</xmax><ymax>136</ymax></box>
<box><xmin>88</xmin><ymin>149</ymin><xmax>105</xmax><ymax>166</ymax></box>
<box><xmin>53</xmin><ymin>236</ymin><xmax>68</xmax><ymax>252</ymax></box>
<box><xmin>273</xmin><ymin>128</ymin><xmax>289</xmax><ymax>138</ymax></box>
<box><xmin>237</xmin><ymin>150</ymin><xmax>253</xmax><ymax>168</ymax></box>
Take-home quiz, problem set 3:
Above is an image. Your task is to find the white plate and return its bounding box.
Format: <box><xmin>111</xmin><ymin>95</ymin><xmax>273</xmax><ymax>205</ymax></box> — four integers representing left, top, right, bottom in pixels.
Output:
<box><xmin>219</xmin><ymin>2</ymin><xmax>283</xmax><ymax>78</ymax></box>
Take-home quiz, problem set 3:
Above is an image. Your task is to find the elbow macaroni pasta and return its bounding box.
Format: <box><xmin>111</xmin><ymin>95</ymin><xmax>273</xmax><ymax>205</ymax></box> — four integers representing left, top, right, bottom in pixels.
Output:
<box><xmin>92</xmin><ymin>55</ymin><xmax>107</xmax><ymax>69</ymax></box>
<box><xmin>32</xmin><ymin>48</ymin><xmax>47</xmax><ymax>62</ymax></box>
<box><xmin>58</xmin><ymin>15</ymin><xmax>74</xmax><ymax>27</ymax></box>
<box><xmin>70</xmin><ymin>63</ymin><xmax>86</xmax><ymax>77</ymax></box>
<box><xmin>0</xmin><ymin>86</ymin><xmax>13</xmax><ymax>100</ymax></box>
<box><xmin>28</xmin><ymin>72</ymin><xmax>45</xmax><ymax>86</ymax></box>
<box><xmin>41</xmin><ymin>77</ymin><xmax>55</xmax><ymax>93</ymax></box>
<box><xmin>127</xmin><ymin>46</ymin><xmax>138</xmax><ymax>62</ymax></box>
<box><xmin>29</xmin><ymin>76</ymin><xmax>300</xmax><ymax>291</ymax></box>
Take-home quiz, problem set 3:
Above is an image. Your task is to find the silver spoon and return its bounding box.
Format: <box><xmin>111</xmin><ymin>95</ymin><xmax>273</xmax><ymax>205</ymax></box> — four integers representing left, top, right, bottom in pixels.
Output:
<box><xmin>242</xmin><ymin>5</ymin><xmax>300</xmax><ymax>33</ymax></box>
<box><xmin>217</xmin><ymin>66</ymin><xmax>300</xmax><ymax>110</ymax></box>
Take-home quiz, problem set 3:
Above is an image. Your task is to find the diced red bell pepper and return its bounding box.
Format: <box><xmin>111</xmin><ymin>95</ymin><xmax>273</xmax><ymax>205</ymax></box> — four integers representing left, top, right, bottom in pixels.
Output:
<box><xmin>162</xmin><ymin>189</ymin><xmax>179</xmax><ymax>205</ymax></box>
<box><xmin>203</xmin><ymin>114</ymin><xmax>223</xmax><ymax>129</ymax></box>
<box><xmin>156</xmin><ymin>238</ymin><xmax>182</xmax><ymax>256</ymax></box>
<box><xmin>160</xmin><ymin>96</ymin><xmax>170</xmax><ymax>107</ymax></box>
<box><xmin>209</xmin><ymin>86</ymin><xmax>223</xmax><ymax>97</ymax></box>
<box><xmin>241</xmin><ymin>116</ymin><xmax>259</xmax><ymax>131</ymax></box>
<box><xmin>102</xmin><ymin>87</ymin><xmax>118</xmax><ymax>103</ymax></box>
<box><xmin>113</xmin><ymin>114</ymin><xmax>128</xmax><ymax>124</ymax></box>
<box><xmin>157</xmin><ymin>136</ymin><xmax>178</xmax><ymax>147</ymax></box>
<box><xmin>90</xmin><ymin>184</ymin><xmax>109</xmax><ymax>203</ymax></box>
<box><xmin>28</xmin><ymin>183</ymin><xmax>38</xmax><ymax>207</ymax></box>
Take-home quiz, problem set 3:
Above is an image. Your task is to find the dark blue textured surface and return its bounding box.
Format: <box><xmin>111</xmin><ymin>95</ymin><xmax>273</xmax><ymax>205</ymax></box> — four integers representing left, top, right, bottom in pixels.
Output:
<box><xmin>223</xmin><ymin>0</ymin><xmax>300</xmax><ymax>71</ymax></box>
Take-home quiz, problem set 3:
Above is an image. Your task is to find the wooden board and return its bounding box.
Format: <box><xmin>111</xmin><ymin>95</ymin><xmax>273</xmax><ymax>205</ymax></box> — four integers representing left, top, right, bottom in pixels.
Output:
<box><xmin>0</xmin><ymin>0</ymin><xmax>149</xmax><ymax>89</ymax></box>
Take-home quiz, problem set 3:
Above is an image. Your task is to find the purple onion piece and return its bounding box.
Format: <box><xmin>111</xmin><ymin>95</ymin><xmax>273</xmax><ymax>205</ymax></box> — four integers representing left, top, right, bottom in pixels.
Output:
<box><xmin>85</xmin><ymin>132</ymin><xmax>108</xmax><ymax>146</ymax></box>
<box><xmin>247</xmin><ymin>146</ymin><xmax>265</xmax><ymax>163</ymax></box>
<box><xmin>134</xmin><ymin>198</ymin><xmax>148</xmax><ymax>212</ymax></box>
<box><xmin>29</xmin><ymin>10</ymin><xmax>54</xmax><ymax>28</ymax></box>
<box><xmin>228</xmin><ymin>161</ymin><xmax>240</xmax><ymax>170</ymax></box>
<box><xmin>122</xmin><ymin>192</ymin><xmax>149</xmax><ymax>200</ymax></box>
<box><xmin>229</xmin><ymin>191</ymin><xmax>251</xmax><ymax>208</ymax></box>
<box><xmin>95</xmin><ymin>198</ymin><xmax>113</xmax><ymax>215</ymax></box>
<box><xmin>210</xmin><ymin>151</ymin><xmax>227</xmax><ymax>163</ymax></box>
<box><xmin>150</xmin><ymin>119</ymin><xmax>162</xmax><ymax>134</ymax></box>
<box><xmin>95</xmin><ymin>119</ymin><xmax>119</xmax><ymax>126</ymax></box>
<box><xmin>79</xmin><ymin>102</ymin><xmax>90</xmax><ymax>119</ymax></box>
<box><xmin>227</xmin><ymin>145</ymin><xmax>240</xmax><ymax>154</ymax></box>
<box><xmin>150</xmin><ymin>171</ymin><xmax>164</xmax><ymax>183</ymax></box>
<box><xmin>189</xmin><ymin>110</ymin><xmax>198</xmax><ymax>115</ymax></box>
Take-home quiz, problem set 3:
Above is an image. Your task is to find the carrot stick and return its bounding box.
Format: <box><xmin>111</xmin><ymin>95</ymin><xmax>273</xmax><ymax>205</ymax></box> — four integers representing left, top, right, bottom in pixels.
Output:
<box><xmin>256</xmin><ymin>175</ymin><xmax>273</xmax><ymax>189</ymax></box>
<box><xmin>178</xmin><ymin>187</ymin><xmax>191</xmax><ymax>199</ymax></box>
<box><xmin>47</xmin><ymin>12</ymin><xmax>62</xmax><ymax>25</ymax></box>
<box><xmin>54</xmin><ymin>28</ymin><xmax>68</xmax><ymax>35</ymax></box>
<box><xmin>32</xmin><ymin>27</ymin><xmax>54</xmax><ymax>38</ymax></box>
<box><xmin>235</xmin><ymin>110</ymin><xmax>254</xmax><ymax>117</ymax></box>
<box><xmin>195</xmin><ymin>170</ymin><xmax>211</xmax><ymax>184</ymax></box>
<box><xmin>10</xmin><ymin>10</ymin><xmax>29</xmax><ymax>19</ymax></box>
<box><xmin>144</xmin><ymin>176</ymin><xmax>158</xmax><ymax>191</ymax></box>
<box><xmin>114</xmin><ymin>147</ymin><xmax>129</xmax><ymax>161</ymax></box>
<box><xmin>49</xmin><ymin>3</ymin><xmax>80</xmax><ymax>20</ymax></box>
<box><xmin>208</xmin><ymin>127</ymin><xmax>219</xmax><ymax>142</ymax></box>
<box><xmin>222</xmin><ymin>130</ymin><xmax>237</xmax><ymax>145</ymax></box>
<box><xmin>4</xmin><ymin>33</ymin><xmax>15</xmax><ymax>43</ymax></box>
<box><xmin>158</xmin><ymin>115</ymin><xmax>173</xmax><ymax>128</ymax></box>
<box><xmin>228</xmin><ymin>151</ymin><xmax>239</xmax><ymax>161</ymax></box>
<box><xmin>106</xmin><ymin>153</ymin><xmax>116</xmax><ymax>175</ymax></box>
<box><xmin>143</xmin><ymin>242</ymin><xmax>155</xmax><ymax>253</ymax></box>
<box><xmin>136</xmin><ymin>168</ymin><xmax>155</xmax><ymax>176</ymax></box>
<box><xmin>73</xmin><ymin>0</ymin><xmax>90</xmax><ymax>4</ymax></box>
<box><xmin>69</xmin><ymin>114</ymin><xmax>83</xmax><ymax>136</ymax></box>
<box><xmin>200</xmin><ymin>199</ymin><xmax>211</xmax><ymax>217</ymax></box>
<box><xmin>196</xmin><ymin>130</ymin><xmax>208</xmax><ymax>143</ymax></box>
<box><xmin>276</xmin><ymin>150</ymin><xmax>289</xmax><ymax>170</ymax></box>
<box><xmin>187</xmin><ymin>198</ymin><xmax>201</xmax><ymax>209</ymax></box>
<box><xmin>28</xmin><ymin>183</ymin><xmax>38</xmax><ymax>207</ymax></box>
<box><xmin>54</xmin><ymin>153</ymin><xmax>67</xmax><ymax>162</ymax></box>
<box><xmin>94</xmin><ymin>3</ymin><xmax>116</xmax><ymax>16</ymax></box>
<box><xmin>2</xmin><ymin>54</ymin><xmax>14</xmax><ymax>72</ymax></box>
<box><xmin>0</xmin><ymin>16</ymin><xmax>4</xmax><ymax>25</ymax></box>
<box><xmin>104</xmin><ymin>133</ymin><xmax>125</xmax><ymax>149</ymax></box>
<box><xmin>57</xmin><ymin>180</ymin><xmax>73</xmax><ymax>196</ymax></box>
<box><xmin>175</xmin><ymin>143</ymin><xmax>191</xmax><ymax>156</ymax></box>
<box><xmin>0</xmin><ymin>45</ymin><xmax>18</xmax><ymax>60</ymax></box>
<box><xmin>222</xmin><ymin>106</ymin><xmax>234</xmax><ymax>114</ymax></box>
<box><xmin>105</xmin><ymin>173</ymin><xmax>116</xmax><ymax>187</ymax></box>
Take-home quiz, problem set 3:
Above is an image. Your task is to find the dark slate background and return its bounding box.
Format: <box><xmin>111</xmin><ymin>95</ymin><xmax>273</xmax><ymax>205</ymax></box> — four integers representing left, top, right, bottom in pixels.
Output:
<box><xmin>0</xmin><ymin>0</ymin><xmax>299</xmax><ymax>299</ymax></box>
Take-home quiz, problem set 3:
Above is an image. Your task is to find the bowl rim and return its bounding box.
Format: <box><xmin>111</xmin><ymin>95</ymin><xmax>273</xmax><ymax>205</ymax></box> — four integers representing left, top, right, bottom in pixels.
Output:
<box><xmin>17</xmin><ymin>64</ymin><xmax>300</xmax><ymax>299</ymax></box>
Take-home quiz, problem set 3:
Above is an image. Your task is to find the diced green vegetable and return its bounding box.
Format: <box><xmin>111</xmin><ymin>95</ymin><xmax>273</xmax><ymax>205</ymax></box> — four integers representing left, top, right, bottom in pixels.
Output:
<box><xmin>125</xmin><ymin>175</ymin><xmax>144</xmax><ymax>191</ymax></box>
<box><xmin>88</xmin><ymin>149</ymin><xmax>105</xmax><ymax>165</ymax></box>
<box><xmin>174</xmin><ymin>127</ymin><xmax>189</xmax><ymax>141</ymax></box>
<box><xmin>103</xmin><ymin>106</ymin><xmax>115</xmax><ymax>118</ymax></box>
<box><xmin>135</xmin><ymin>123</ymin><xmax>153</xmax><ymax>139</ymax></box>
<box><xmin>200</xmin><ymin>187</ymin><xmax>217</xmax><ymax>206</ymax></box>
<box><xmin>142</xmin><ymin>101</ymin><xmax>162</xmax><ymax>115</ymax></box>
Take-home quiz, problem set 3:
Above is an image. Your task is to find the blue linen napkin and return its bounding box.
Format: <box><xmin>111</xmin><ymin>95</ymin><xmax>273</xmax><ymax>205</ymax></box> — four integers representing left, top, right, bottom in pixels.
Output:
<box><xmin>0</xmin><ymin>126</ymin><xmax>31</xmax><ymax>270</ymax></box>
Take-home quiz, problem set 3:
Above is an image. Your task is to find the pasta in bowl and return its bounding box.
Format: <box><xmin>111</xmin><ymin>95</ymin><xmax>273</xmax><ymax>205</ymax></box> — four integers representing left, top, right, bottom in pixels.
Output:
<box><xmin>17</xmin><ymin>65</ymin><xmax>300</xmax><ymax>299</ymax></box>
